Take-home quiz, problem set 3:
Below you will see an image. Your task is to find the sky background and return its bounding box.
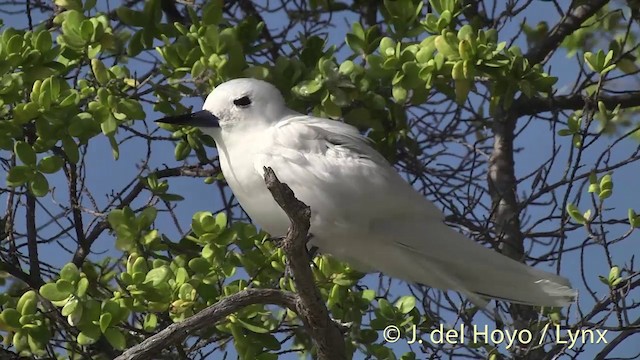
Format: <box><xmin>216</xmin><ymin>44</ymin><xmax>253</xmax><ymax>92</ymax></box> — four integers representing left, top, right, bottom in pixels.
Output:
<box><xmin>2</xmin><ymin>0</ymin><xmax>639</xmax><ymax>359</ymax></box>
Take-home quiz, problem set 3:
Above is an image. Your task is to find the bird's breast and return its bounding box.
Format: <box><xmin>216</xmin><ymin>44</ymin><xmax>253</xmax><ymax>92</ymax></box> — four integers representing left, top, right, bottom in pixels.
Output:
<box><xmin>214</xmin><ymin>132</ymin><xmax>291</xmax><ymax>235</ymax></box>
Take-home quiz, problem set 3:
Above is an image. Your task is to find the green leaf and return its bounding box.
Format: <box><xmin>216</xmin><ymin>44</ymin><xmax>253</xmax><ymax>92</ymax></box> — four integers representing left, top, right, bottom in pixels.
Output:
<box><xmin>566</xmin><ymin>203</ymin><xmax>585</xmax><ymax>224</ymax></box>
<box><xmin>117</xmin><ymin>99</ymin><xmax>145</xmax><ymax>120</ymax></box>
<box><xmin>99</xmin><ymin>312</ymin><xmax>112</xmax><ymax>333</ymax></box>
<box><xmin>395</xmin><ymin>296</ymin><xmax>416</xmax><ymax>314</ymax></box>
<box><xmin>295</xmin><ymin>80</ymin><xmax>323</xmax><ymax>96</ymax></box>
<box><xmin>101</xmin><ymin>116</ymin><xmax>117</xmax><ymax>136</ymax></box>
<box><xmin>77</xmin><ymin>330</ymin><xmax>99</xmax><ymax>345</ymax></box>
<box><xmin>7</xmin><ymin>165</ymin><xmax>33</xmax><ymax>186</ymax></box>
<box><xmin>56</xmin><ymin>279</ymin><xmax>75</xmax><ymax>294</ymax></box>
<box><xmin>14</xmin><ymin>141</ymin><xmax>37</xmax><ymax>166</ymax></box>
<box><xmin>202</xmin><ymin>0</ymin><xmax>223</xmax><ymax>25</ymax></box>
<box><xmin>174</xmin><ymin>140</ymin><xmax>191</xmax><ymax>161</ymax></box>
<box><xmin>76</xmin><ymin>277</ymin><xmax>89</xmax><ymax>297</ymax></box>
<box><xmin>144</xmin><ymin>266</ymin><xmax>171</xmax><ymax>286</ymax></box>
<box><xmin>608</xmin><ymin>266</ymin><xmax>620</xmax><ymax>285</ymax></box>
<box><xmin>29</xmin><ymin>172</ymin><xmax>49</xmax><ymax>197</ymax></box>
<box><xmin>39</xmin><ymin>283</ymin><xmax>70</xmax><ymax>302</ymax></box>
<box><xmin>91</xmin><ymin>59</ymin><xmax>109</xmax><ymax>85</ymax></box>
<box><xmin>138</xmin><ymin>207</ymin><xmax>157</xmax><ymax>229</ymax></box>
<box><xmin>55</xmin><ymin>0</ymin><xmax>82</xmax><ymax>10</ymax></box>
<box><xmin>61</xmin><ymin>298</ymin><xmax>79</xmax><ymax>316</ymax></box>
<box><xmin>80</xmin><ymin>20</ymin><xmax>94</xmax><ymax>42</ymax></box>
<box><xmin>37</xmin><ymin>155</ymin><xmax>64</xmax><ymax>174</ymax></box>
<box><xmin>557</xmin><ymin>129</ymin><xmax>573</xmax><ymax>136</ymax></box>
<box><xmin>1</xmin><ymin>308</ymin><xmax>22</xmax><ymax>329</ymax></box>
<box><xmin>62</xmin><ymin>137</ymin><xmax>80</xmax><ymax>164</ymax></box>
<box><xmin>34</xmin><ymin>30</ymin><xmax>53</xmax><ymax>52</ymax></box>
<box><xmin>236</xmin><ymin>317</ymin><xmax>271</xmax><ymax>334</ymax></box>
<box><xmin>378</xmin><ymin>299</ymin><xmax>395</xmax><ymax>320</ymax></box>
<box><xmin>116</xmin><ymin>7</ymin><xmax>145</xmax><ymax>27</ymax></box>
<box><xmin>60</xmin><ymin>263</ymin><xmax>80</xmax><ymax>283</ymax></box>
<box><xmin>215</xmin><ymin>212</ymin><xmax>227</xmax><ymax>229</ymax></box>
<box><xmin>16</xmin><ymin>291</ymin><xmax>37</xmax><ymax>314</ymax></box>
<box><xmin>188</xmin><ymin>257</ymin><xmax>211</xmax><ymax>274</ymax></box>
<box><xmin>628</xmin><ymin>209</ymin><xmax>640</xmax><ymax>228</ymax></box>
<box><xmin>143</xmin><ymin>313</ymin><xmax>157</xmax><ymax>332</ymax></box>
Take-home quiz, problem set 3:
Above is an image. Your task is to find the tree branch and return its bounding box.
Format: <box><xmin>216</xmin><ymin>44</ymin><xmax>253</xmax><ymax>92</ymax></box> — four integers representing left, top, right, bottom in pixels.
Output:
<box><xmin>115</xmin><ymin>289</ymin><xmax>296</xmax><ymax>360</ymax></box>
<box><xmin>525</xmin><ymin>0</ymin><xmax>610</xmax><ymax>65</ymax></box>
<box><xmin>513</xmin><ymin>91</ymin><xmax>640</xmax><ymax>116</ymax></box>
<box><xmin>72</xmin><ymin>165</ymin><xmax>219</xmax><ymax>266</ymax></box>
<box><xmin>489</xmin><ymin>112</ymin><xmax>545</xmax><ymax>359</ymax></box>
<box><xmin>26</xmin><ymin>194</ymin><xmax>41</xmax><ymax>283</ymax></box>
<box><xmin>262</xmin><ymin>167</ymin><xmax>347</xmax><ymax>360</ymax></box>
<box><xmin>236</xmin><ymin>0</ymin><xmax>280</xmax><ymax>61</ymax></box>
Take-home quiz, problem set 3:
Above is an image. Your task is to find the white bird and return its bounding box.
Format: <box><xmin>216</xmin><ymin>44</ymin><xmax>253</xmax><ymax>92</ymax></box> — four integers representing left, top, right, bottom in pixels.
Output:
<box><xmin>157</xmin><ymin>78</ymin><xmax>577</xmax><ymax>307</ymax></box>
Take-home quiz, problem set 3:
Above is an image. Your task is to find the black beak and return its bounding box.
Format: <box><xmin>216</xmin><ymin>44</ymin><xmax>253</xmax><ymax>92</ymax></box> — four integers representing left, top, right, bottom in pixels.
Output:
<box><xmin>155</xmin><ymin>110</ymin><xmax>219</xmax><ymax>128</ymax></box>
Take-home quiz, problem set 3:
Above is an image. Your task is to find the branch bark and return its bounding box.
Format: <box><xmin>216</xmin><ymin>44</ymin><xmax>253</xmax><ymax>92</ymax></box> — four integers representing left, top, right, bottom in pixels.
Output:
<box><xmin>72</xmin><ymin>165</ymin><xmax>219</xmax><ymax>266</ymax></box>
<box><xmin>115</xmin><ymin>289</ymin><xmax>296</xmax><ymax>360</ymax></box>
<box><xmin>263</xmin><ymin>167</ymin><xmax>347</xmax><ymax>360</ymax></box>
<box><xmin>525</xmin><ymin>0</ymin><xmax>610</xmax><ymax>65</ymax></box>
<box><xmin>26</xmin><ymin>194</ymin><xmax>41</xmax><ymax>284</ymax></box>
<box><xmin>512</xmin><ymin>91</ymin><xmax>640</xmax><ymax>116</ymax></box>
<box><xmin>117</xmin><ymin>167</ymin><xmax>345</xmax><ymax>359</ymax></box>
<box><xmin>489</xmin><ymin>113</ymin><xmax>544</xmax><ymax>360</ymax></box>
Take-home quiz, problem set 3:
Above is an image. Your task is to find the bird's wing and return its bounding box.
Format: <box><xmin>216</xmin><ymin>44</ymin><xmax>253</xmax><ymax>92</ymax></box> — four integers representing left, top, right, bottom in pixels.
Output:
<box><xmin>252</xmin><ymin>115</ymin><xmax>576</xmax><ymax>307</ymax></box>
<box><xmin>253</xmin><ymin>115</ymin><xmax>444</xmax><ymax>223</ymax></box>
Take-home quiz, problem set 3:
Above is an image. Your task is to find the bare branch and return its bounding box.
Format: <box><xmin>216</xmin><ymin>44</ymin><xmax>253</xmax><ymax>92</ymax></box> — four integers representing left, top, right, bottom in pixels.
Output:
<box><xmin>513</xmin><ymin>91</ymin><xmax>640</xmax><ymax>116</ymax></box>
<box><xmin>26</xmin><ymin>194</ymin><xmax>41</xmax><ymax>283</ymax></box>
<box><xmin>263</xmin><ymin>167</ymin><xmax>347</xmax><ymax>360</ymax></box>
<box><xmin>525</xmin><ymin>0</ymin><xmax>610</xmax><ymax>65</ymax></box>
<box><xmin>115</xmin><ymin>289</ymin><xmax>297</xmax><ymax>360</ymax></box>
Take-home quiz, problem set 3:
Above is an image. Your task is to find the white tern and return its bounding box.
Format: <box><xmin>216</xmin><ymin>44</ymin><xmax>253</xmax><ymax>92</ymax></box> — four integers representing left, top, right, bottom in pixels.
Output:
<box><xmin>157</xmin><ymin>78</ymin><xmax>577</xmax><ymax>307</ymax></box>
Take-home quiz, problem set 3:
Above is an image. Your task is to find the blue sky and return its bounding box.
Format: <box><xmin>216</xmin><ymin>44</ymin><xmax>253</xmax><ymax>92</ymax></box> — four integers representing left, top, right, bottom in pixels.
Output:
<box><xmin>2</xmin><ymin>1</ymin><xmax>639</xmax><ymax>359</ymax></box>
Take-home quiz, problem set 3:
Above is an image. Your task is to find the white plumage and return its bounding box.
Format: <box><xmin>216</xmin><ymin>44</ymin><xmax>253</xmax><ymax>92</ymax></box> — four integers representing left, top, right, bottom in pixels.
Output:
<box><xmin>172</xmin><ymin>78</ymin><xmax>578</xmax><ymax>307</ymax></box>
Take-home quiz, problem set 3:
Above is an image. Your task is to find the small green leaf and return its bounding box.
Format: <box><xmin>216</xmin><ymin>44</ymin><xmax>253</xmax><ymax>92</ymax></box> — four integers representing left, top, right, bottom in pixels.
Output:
<box><xmin>566</xmin><ymin>203</ymin><xmax>585</xmax><ymax>224</ymax></box>
<box><xmin>77</xmin><ymin>330</ymin><xmax>99</xmax><ymax>345</ymax></box>
<box><xmin>608</xmin><ymin>266</ymin><xmax>620</xmax><ymax>285</ymax></box>
<box><xmin>144</xmin><ymin>266</ymin><xmax>170</xmax><ymax>286</ymax></box>
<box><xmin>14</xmin><ymin>141</ymin><xmax>37</xmax><ymax>166</ymax></box>
<box><xmin>174</xmin><ymin>140</ymin><xmax>191</xmax><ymax>161</ymax></box>
<box><xmin>101</xmin><ymin>116</ymin><xmax>117</xmax><ymax>136</ymax></box>
<box><xmin>62</xmin><ymin>137</ymin><xmax>80</xmax><ymax>164</ymax></box>
<box><xmin>143</xmin><ymin>313</ymin><xmax>157</xmax><ymax>331</ymax></box>
<box><xmin>188</xmin><ymin>257</ymin><xmax>210</xmax><ymax>274</ymax></box>
<box><xmin>39</xmin><ymin>283</ymin><xmax>70</xmax><ymax>302</ymax></box>
<box><xmin>34</xmin><ymin>30</ymin><xmax>53</xmax><ymax>52</ymax></box>
<box><xmin>80</xmin><ymin>20</ymin><xmax>94</xmax><ymax>41</ymax></box>
<box><xmin>29</xmin><ymin>172</ymin><xmax>49</xmax><ymax>197</ymax></box>
<box><xmin>295</xmin><ymin>80</ymin><xmax>323</xmax><ymax>96</ymax></box>
<box><xmin>60</xmin><ymin>263</ymin><xmax>80</xmax><ymax>283</ymax></box>
<box><xmin>115</xmin><ymin>7</ymin><xmax>145</xmax><ymax>27</ymax></box>
<box><xmin>61</xmin><ymin>298</ymin><xmax>79</xmax><ymax>316</ymax></box>
<box><xmin>395</xmin><ymin>296</ymin><xmax>416</xmax><ymax>314</ymax></box>
<box><xmin>2</xmin><ymin>308</ymin><xmax>22</xmax><ymax>329</ymax></box>
<box><xmin>138</xmin><ymin>207</ymin><xmax>157</xmax><ymax>229</ymax></box>
<box><xmin>37</xmin><ymin>155</ymin><xmax>64</xmax><ymax>174</ymax></box>
<box><xmin>99</xmin><ymin>312</ymin><xmax>112</xmax><ymax>333</ymax></box>
<box><xmin>378</xmin><ymin>299</ymin><xmax>395</xmax><ymax>320</ymax></box>
<box><xmin>7</xmin><ymin>165</ymin><xmax>33</xmax><ymax>186</ymax></box>
<box><xmin>628</xmin><ymin>209</ymin><xmax>640</xmax><ymax>228</ymax></box>
<box><xmin>91</xmin><ymin>59</ymin><xmax>109</xmax><ymax>85</ymax></box>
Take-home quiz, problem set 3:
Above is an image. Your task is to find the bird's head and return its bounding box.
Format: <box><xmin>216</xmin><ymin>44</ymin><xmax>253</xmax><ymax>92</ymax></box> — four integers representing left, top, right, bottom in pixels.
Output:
<box><xmin>155</xmin><ymin>78</ymin><xmax>288</xmax><ymax>136</ymax></box>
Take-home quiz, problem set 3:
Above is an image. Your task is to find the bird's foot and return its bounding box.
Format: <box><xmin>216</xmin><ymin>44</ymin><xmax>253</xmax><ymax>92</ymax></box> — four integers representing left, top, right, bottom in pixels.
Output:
<box><xmin>331</xmin><ymin>318</ymin><xmax>353</xmax><ymax>333</ymax></box>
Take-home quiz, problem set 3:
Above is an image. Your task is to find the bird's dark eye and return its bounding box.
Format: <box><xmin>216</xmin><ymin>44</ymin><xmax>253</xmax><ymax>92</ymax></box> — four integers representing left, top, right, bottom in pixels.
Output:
<box><xmin>233</xmin><ymin>96</ymin><xmax>252</xmax><ymax>107</ymax></box>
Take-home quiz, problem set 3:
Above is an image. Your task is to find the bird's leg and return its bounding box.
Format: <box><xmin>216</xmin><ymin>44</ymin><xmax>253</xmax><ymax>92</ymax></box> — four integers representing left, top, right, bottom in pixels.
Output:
<box><xmin>306</xmin><ymin>233</ymin><xmax>318</xmax><ymax>261</ymax></box>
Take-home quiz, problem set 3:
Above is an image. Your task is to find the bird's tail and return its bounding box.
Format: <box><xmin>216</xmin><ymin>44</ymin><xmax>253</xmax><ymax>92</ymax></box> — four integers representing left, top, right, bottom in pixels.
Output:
<box><xmin>366</xmin><ymin>221</ymin><xmax>578</xmax><ymax>307</ymax></box>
